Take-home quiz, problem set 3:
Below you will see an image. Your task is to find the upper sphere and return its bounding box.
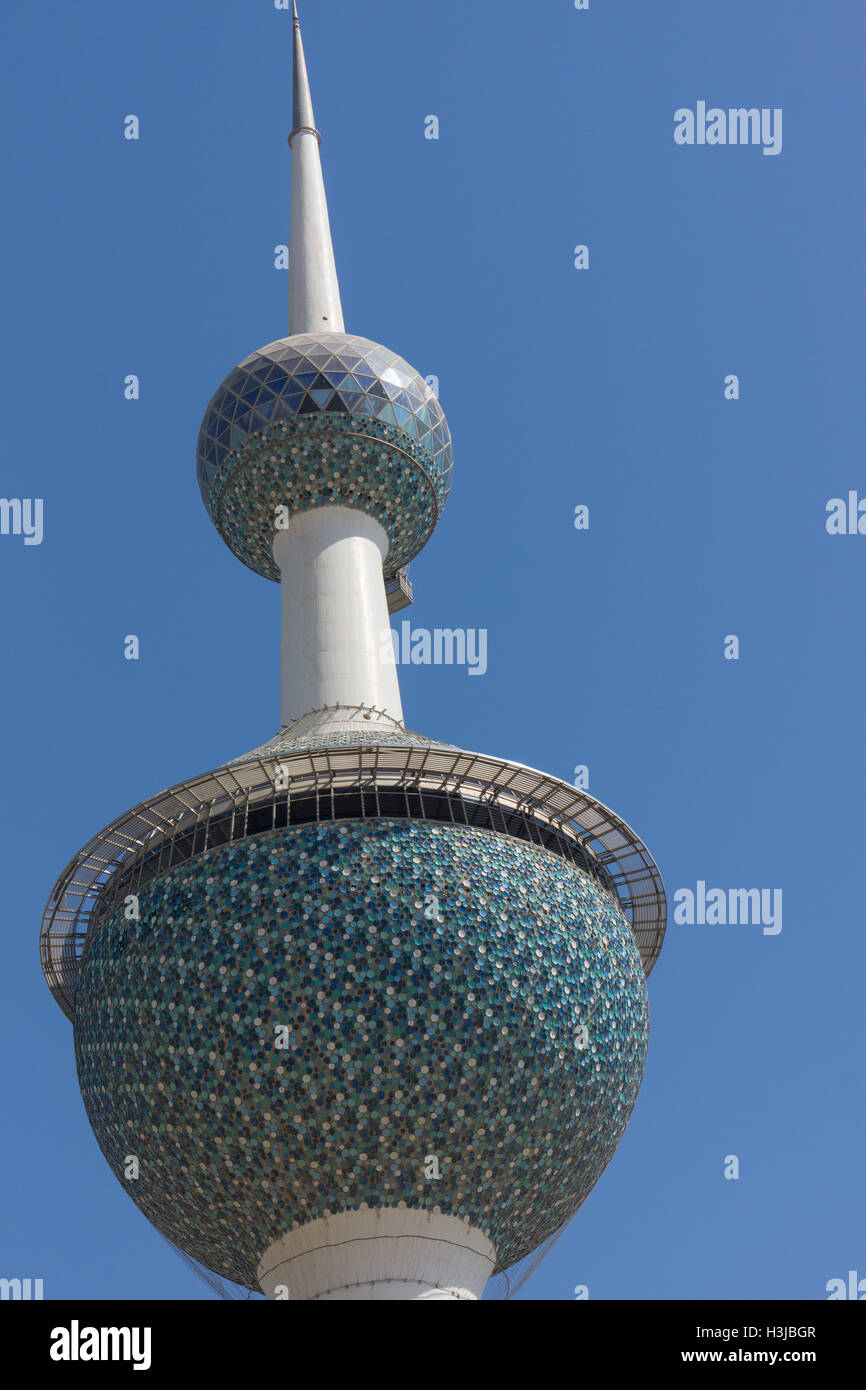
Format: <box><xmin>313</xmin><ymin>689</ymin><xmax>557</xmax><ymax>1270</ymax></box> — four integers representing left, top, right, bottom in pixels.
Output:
<box><xmin>197</xmin><ymin>333</ymin><xmax>453</xmax><ymax>581</ymax></box>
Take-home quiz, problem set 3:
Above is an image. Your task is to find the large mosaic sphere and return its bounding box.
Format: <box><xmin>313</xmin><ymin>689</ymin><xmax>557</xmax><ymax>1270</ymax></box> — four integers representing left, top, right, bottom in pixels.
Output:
<box><xmin>74</xmin><ymin>815</ymin><xmax>649</xmax><ymax>1290</ymax></box>
<box><xmin>196</xmin><ymin>333</ymin><xmax>453</xmax><ymax>581</ymax></box>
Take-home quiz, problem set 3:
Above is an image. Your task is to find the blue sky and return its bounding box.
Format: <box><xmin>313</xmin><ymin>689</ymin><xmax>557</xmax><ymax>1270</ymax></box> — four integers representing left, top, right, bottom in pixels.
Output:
<box><xmin>1</xmin><ymin>0</ymin><xmax>863</xmax><ymax>1299</ymax></box>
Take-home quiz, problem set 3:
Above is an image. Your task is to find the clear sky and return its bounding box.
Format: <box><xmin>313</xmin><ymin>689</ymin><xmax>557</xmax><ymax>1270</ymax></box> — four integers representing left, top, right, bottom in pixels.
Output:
<box><xmin>1</xmin><ymin>0</ymin><xmax>863</xmax><ymax>1300</ymax></box>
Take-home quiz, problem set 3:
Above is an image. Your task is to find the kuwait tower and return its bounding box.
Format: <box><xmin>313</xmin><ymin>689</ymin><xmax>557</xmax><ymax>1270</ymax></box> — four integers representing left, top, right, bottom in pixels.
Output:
<box><xmin>41</xmin><ymin>5</ymin><xmax>666</xmax><ymax>1301</ymax></box>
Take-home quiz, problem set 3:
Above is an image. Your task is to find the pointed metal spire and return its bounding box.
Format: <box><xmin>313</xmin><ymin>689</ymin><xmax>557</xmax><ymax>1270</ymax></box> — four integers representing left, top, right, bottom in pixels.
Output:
<box><xmin>288</xmin><ymin>1</ymin><xmax>345</xmax><ymax>335</ymax></box>
<box><xmin>290</xmin><ymin>0</ymin><xmax>318</xmax><ymax>140</ymax></box>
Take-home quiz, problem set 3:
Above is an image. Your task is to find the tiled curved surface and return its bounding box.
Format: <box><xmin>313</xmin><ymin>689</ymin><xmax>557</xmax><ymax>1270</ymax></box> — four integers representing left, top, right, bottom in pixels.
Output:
<box><xmin>75</xmin><ymin>819</ymin><xmax>649</xmax><ymax>1287</ymax></box>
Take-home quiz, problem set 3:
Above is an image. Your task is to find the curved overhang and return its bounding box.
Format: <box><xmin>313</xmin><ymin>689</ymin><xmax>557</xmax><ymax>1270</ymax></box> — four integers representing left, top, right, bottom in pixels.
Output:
<box><xmin>41</xmin><ymin>740</ymin><xmax>666</xmax><ymax>1021</ymax></box>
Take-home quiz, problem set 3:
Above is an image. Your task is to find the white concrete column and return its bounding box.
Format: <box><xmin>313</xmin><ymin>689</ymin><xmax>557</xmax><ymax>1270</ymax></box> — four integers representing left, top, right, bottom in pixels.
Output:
<box><xmin>273</xmin><ymin>506</ymin><xmax>403</xmax><ymax>728</ymax></box>
<box><xmin>257</xmin><ymin>1209</ymin><xmax>496</xmax><ymax>1301</ymax></box>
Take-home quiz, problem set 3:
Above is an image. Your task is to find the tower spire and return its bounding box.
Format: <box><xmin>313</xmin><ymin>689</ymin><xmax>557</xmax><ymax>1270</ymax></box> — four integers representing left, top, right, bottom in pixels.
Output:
<box><xmin>291</xmin><ymin>0</ymin><xmax>316</xmax><ymax>137</ymax></box>
<box><xmin>288</xmin><ymin>1</ymin><xmax>345</xmax><ymax>335</ymax></box>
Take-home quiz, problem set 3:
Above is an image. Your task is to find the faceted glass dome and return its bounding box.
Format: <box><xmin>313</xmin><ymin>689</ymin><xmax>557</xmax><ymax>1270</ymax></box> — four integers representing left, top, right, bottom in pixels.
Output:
<box><xmin>197</xmin><ymin>332</ymin><xmax>453</xmax><ymax>503</ymax></box>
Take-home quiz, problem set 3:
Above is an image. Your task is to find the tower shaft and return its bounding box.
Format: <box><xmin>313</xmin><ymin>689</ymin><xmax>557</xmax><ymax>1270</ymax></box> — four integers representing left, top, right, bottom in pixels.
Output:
<box><xmin>257</xmin><ymin>1210</ymin><xmax>495</xmax><ymax>1301</ymax></box>
<box><xmin>273</xmin><ymin>507</ymin><xmax>403</xmax><ymax>727</ymax></box>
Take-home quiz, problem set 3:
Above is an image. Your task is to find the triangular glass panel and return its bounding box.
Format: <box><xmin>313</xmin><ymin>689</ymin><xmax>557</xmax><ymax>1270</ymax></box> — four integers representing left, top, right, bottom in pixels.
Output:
<box><xmin>380</xmin><ymin>366</ymin><xmax>407</xmax><ymax>388</ymax></box>
<box><xmin>377</xmin><ymin>404</ymin><xmax>398</xmax><ymax>427</ymax></box>
<box><xmin>310</xmin><ymin>389</ymin><xmax>333</xmax><ymax>409</ymax></box>
<box><xmin>394</xmin><ymin>407</ymin><xmax>415</xmax><ymax>433</ymax></box>
<box><xmin>310</xmin><ymin>373</ymin><xmax>333</xmax><ymax>392</ymax></box>
<box><xmin>291</xmin><ymin>372</ymin><xmax>317</xmax><ymax>388</ymax></box>
<box><xmin>264</xmin><ymin>364</ymin><xmax>290</xmax><ymax>386</ymax></box>
<box><xmin>271</xmin><ymin>346</ymin><xmax>301</xmax><ymax>367</ymax></box>
<box><xmin>297</xmin><ymin>395</ymin><xmax>319</xmax><ymax>415</ymax></box>
<box><xmin>325</xmin><ymin>394</ymin><xmax>350</xmax><ymax>413</ymax></box>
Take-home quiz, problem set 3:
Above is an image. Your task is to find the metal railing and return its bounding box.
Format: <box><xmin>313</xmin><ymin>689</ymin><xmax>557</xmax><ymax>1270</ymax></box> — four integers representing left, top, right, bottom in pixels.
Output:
<box><xmin>41</xmin><ymin>740</ymin><xmax>666</xmax><ymax>1021</ymax></box>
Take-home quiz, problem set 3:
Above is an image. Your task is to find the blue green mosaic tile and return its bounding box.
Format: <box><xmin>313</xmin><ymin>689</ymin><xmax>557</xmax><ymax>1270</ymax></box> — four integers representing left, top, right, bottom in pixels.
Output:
<box><xmin>74</xmin><ymin>819</ymin><xmax>649</xmax><ymax>1288</ymax></box>
<box><xmin>197</xmin><ymin>333</ymin><xmax>453</xmax><ymax>581</ymax></box>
